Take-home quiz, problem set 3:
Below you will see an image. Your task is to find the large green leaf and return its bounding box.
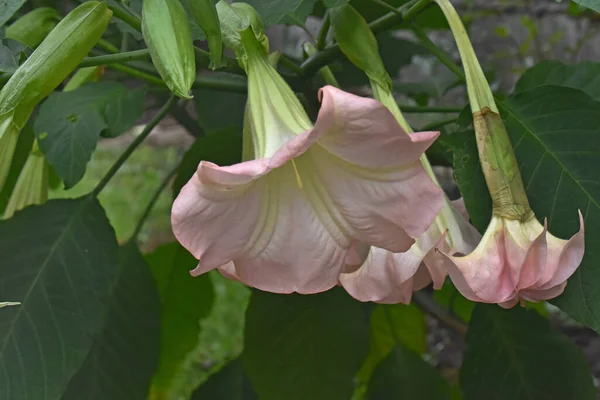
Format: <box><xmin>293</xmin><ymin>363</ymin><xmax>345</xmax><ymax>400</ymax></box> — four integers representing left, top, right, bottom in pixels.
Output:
<box><xmin>367</xmin><ymin>344</ymin><xmax>451</xmax><ymax>400</ymax></box>
<box><xmin>515</xmin><ymin>61</ymin><xmax>600</xmax><ymax>101</ymax></box>
<box><xmin>62</xmin><ymin>242</ymin><xmax>161</xmax><ymax>400</ymax></box>
<box><xmin>357</xmin><ymin>303</ymin><xmax>426</xmax><ymax>385</ymax></box>
<box><xmin>35</xmin><ymin>82</ymin><xmax>146</xmax><ymax>188</ymax></box>
<box><xmin>460</xmin><ymin>305</ymin><xmax>595</xmax><ymax>400</ymax></box>
<box><xmin>499</xmin><ymin>86</ymin><xmax>600</xmax><ymax>330</ymax></box>
<box><xmin>0</xmin><ymin>197</ymin><xmax>119</xmax><ymax>400</ymax></box>
<box><xmin>146</xmin><ymin>242</ymin><xmax>215</xmax><ymax>396</ymax></box>
<box><xmin>193</xmin><ymin>88</ymin><xmax>246</xmax><ymax>133</ymax></box>
<box><xmin>191</xmin><ymin>357</ymin><xmax>257</xmax><ymax>400</ymax></box>
<box><xmin>573</xmin><ymin>0</ymin><xmax>600</xmax><ymax>13</ymax></box>
<box><xmin>173</xmin><ymin>128</ymin><xmax>242</xmax><ymax>196</ymax></box>
<box><xmin>0</xmin><ymin>38</ymin><xmax>31</xmax><ymax>73</ymax></box>
<box><xmin>450</xmin><ymin>86</ymin><xmax>600</xmax><ymax>332</ymax></box>
<box><xmin>241</xmin><ymin>0</ymin><xmax>319</xmax><ymax>26</ymax></box>
<box><xmin>243</xmin><ymin>288</ymin><xmax>370</xmax><ymax>400</ymax></box>
<box><xmin>0</xmin><ymin>0</ymin><xmax>26</xmax><ymax>27</ymax></box>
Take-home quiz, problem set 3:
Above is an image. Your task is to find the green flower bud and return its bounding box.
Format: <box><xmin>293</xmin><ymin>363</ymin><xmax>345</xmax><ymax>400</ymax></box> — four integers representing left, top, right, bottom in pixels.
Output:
<box><xmin>189</xmin><ymin>0</ymin><xmax>224</xmax><ymax>69</ymax></box>
<box><xmin>0</xmin><ymin>1</ymin><xmax>111</xmax><ymax>190</ymax></box>
<box><xmin>3</xmin><ymin>139</ymin><xmax>48</xmax><ymax>219</ymax></box>
<box><xmin>0</xmin><ymin>1</ymin><xmax>112</xmax><ymax>127</ymax></box>
<box><xmin>5</xmin><ymin>7</ymin><xmax>60</xmax><ymax>49</ymax></box>
<box><xmin>329</xmin><ymin>4</ymin><xmax>391</xmax><ymax>91</ymax></box>
<box><xmin>142</xmin><ymin>0</ymin><xmax>196</xmax><ymax>99</ymax></box>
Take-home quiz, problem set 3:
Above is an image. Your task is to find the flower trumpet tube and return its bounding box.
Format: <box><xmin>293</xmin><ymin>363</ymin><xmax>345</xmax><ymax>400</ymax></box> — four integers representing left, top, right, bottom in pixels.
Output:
<box><xmin>171</xmin><ymin>3</ymin><xmax>444</xmax><ymax>294</ymax></box>
<box><xmin>433</xmin><ymin>0</ymin><xmax>584</xmax><ymax>308</ymax></box>
<box><xmin>330</xmin><ymin>3</ymin><xmax>481</xmax><ymax>303</ymax></box>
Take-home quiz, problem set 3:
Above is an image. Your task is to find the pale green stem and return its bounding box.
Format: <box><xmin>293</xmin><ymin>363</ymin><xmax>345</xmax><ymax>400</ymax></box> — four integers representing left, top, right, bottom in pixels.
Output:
<box><xmin>434</xmin><ymin>0</ymin><xmax>532</xmax><ymax>220</ymax></box>
<box><xmin>434</xmin><ymin>0</ymin><xmax>497</xmax><ymax>113</ymax></box>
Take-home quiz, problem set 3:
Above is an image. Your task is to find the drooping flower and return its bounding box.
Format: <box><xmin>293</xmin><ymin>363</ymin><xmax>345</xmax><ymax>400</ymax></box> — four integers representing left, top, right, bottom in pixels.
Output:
<box><xmin>430</xmin><ymin>0</ymin><xmax>584</xmax><ymax>307</ymax></box>
<box><xmin>171</xmin><ymin>3</ymin><xmax>443</xmax><ymax>294</ymax></box>
<box><xmin>330</xmin><ymin>3</ymin><xmax>481</xmax><ymax>303</ymax></box>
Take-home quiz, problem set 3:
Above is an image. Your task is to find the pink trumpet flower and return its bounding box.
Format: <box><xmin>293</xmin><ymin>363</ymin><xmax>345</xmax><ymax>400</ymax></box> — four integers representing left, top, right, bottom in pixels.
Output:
<box><xmin>432</xmin><ymin>0</ymin><xmax>585</xmax><ymax>308</ymax></box>
<box><xmin>441</xmin><ymin>212</ymin><xmax>584</xmax><ymax>308</ymax></box>
<box><xmin>171</xmin><ymin>20</ymin><xmax>443</xmax><ymax>294</ymax></box>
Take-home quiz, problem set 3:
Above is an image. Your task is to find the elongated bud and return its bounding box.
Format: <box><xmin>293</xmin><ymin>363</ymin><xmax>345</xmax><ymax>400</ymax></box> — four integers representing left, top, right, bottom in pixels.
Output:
<box><xmin>435</xmin><ymin>0</ymin><xmax>531</xmax><ymax>220</ymax></box>
<box><xmin>5</xmin><ymin>7</ymin><xmax>60</xmax><ymax>49</ymax></box>
<box><xmin>329</xmin><ymin>4</ymin><xmax>391</xmax><ymax>91</ymax></box>
<box><xmin>63</xmin><ymin>66</ymin><xmax>104</xmax><ymax>92</ymax></box>
<box><xmin>190</xmin><ymin>0</ymin><xmax>224</xmax><ymax>69</ymax></box>
<box><xmin>3</xmin><ymin>140</ymin><xmax>48</xmax><ymax>219</ymax></box>
<box><xmin>0</xmin><ymin>1</ymin><xmax>111</xmax><ymax>190</ymax></box>
<box><xmin>142</xmin><ymin>0</ymin><xmax>196</xmax><ymax>98</ymax></box>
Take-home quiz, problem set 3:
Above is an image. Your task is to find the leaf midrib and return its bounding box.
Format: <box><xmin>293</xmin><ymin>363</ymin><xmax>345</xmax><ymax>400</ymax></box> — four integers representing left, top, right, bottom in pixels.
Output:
<box><xmin>0</xmin><ymin>198</ymin><xmax>91</xmax><ymax>360</ymax></box>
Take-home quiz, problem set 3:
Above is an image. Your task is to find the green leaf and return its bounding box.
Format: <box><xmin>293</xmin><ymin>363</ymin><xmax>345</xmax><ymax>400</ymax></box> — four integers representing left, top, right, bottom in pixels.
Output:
<box><xmin>0</xmin><ymin>37</ymin><xmax>30</xmax><ymax>73</ymax></box>
<box><xmin>446</xmin><ymin>129</ymin><xmax>492</xmax><ymax>233</ymax></box>
<box><xmin>433</xmin><ymin>280</ymin><xmax>475</xmax><ymax>323</ymax></box>
<box><xmin>242</xmin><ymin>0</ymin><xmax>319</xmax><ymax>26</ymax></box>
<box><xmin>515</xmin><ymin>60</ymin><xmax>600</xmax><ymax>101</ymax></box>
<box><xmin>243</xmin><ymin>288</ymin><xmax>370</xmax><ymax>400</ymax></box>
<box><xmin>173</xmin><ymin>128</ymin><xmax>242</xmax><ymax>196</ymax></box>
<box><xmin>62</xmin><ymin>242</ymin><xmax>161</xmax><ymax>400</ymax></box>
<box><xmin>193</xmin><ymin>87</ymin><xmax>247</xmax><ymax>133</ymax></box>
<box><xmin>0</xmin><ymin>0</ymin><xmax>26</xmax><ymax>27</ymax></box>
<box><xmin>573</xmin><ymin>0</ymin><xmax>600</xmax><ymax>13</ymax></box>
<box><xmin>366</xmin><ymin>344</ymin><xmax>451</xmax><ymax>400</ymax></box>
<box><xmin>34</xmin><ymin>83</ymin><xmax>146</xmax><ymax>188</ymax></box>
<box><xmin>357</xmin><ymin>304</ymin><xmax>426</xmax><ymax>384</ymax></box>
<box><xmin>498</xmin><ymin>86</ymin><xmax>600</xmax><ymax>331</ymax></box>
<box><xmin>145</xmin><ymin>242</ymin><xmax>215</xmax><ymax>395</ymax></box>
<box><xmin>0</xmin><ymin>197</ymin><xmax>119</xmax><ymax>400</ymax></box>
<box><xmin>323</xmin><ymin>0</ymin><xmax>348</xmax><ymax>7</ymax></box>
<box><xmin>191</xmin><ymin>357</ymin><xmax>257</xmax><ymax>400</ymax></box>
<box><xmin>460</xmin><ymin>305</ymin><xmax>595</xmax><ymax>400</ymax></box>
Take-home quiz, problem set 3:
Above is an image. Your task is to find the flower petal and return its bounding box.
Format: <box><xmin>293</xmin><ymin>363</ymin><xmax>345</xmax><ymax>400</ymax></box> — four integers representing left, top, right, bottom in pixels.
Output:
<box><xmin>538</xmin><ymin>210</ymin><xmax>585</xmax><ymax>290</ymax></box>
<box><xmin>315</xmin><ymin>85</ymin><xmax>440</xmax><ymax>168</ymax></box>
<box><xmin>443</xmin><ymin>217</ymin><xmax>516</xmax><ymax>303</ymax></box>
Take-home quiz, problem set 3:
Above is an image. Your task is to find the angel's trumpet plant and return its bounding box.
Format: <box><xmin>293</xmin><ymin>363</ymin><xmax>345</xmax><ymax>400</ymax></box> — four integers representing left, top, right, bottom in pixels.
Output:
<box><xmin>171</xmin><ymin>2</ymin><xmax>443</xmax><ymax>294</ymax></box>
<box><xmin>330</xmin><ymin>3</ymin><xmax>480</xmax><ymax>304</ymax></box>
<box><xmin>432</xmin><ymin>0</ymin><xmax>584</xmax><ymax>308</ymax></box>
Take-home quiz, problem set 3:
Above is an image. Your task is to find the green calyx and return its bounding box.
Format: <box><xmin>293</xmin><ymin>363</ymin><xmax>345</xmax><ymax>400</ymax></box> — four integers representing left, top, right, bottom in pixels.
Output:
<box><xmin>435</xmin><ymin>0</ymin><xmax>532</xmax><ymax>220</ymax></box>
<box><xmin>216</xmin><ymin>1</ymin><xmax>269</xmax><ymax>70</ymax></box>
<box><xmin>474</xmin><ymin>109</ymin><xmax>533</xmax><ymax>221</ymax></box>
<box><xmin>329</xmin><ymin>4</ymin><xmax>391</xmax><ymax>91</ymax></box>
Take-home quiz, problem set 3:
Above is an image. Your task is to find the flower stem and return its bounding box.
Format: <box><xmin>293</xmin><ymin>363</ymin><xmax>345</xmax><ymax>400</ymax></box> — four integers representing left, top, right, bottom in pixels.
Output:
<box><xmin>80</xmin><ymin>49</ymin><xmax>151</xmax><ymax>67</ymax></box>
<box><xmin>92</xmin><ymin>96</ymin><xmax>175</xmax><ymax>196</ymax></box>
<box><xmin>303</xmin><ymin>42</ymin><xmax>339</xmax><ymax>87</ymax></box>
<box><xmin>316</xmin><ymin>13</ymin><xmax>330</xmax><ymax>50</ymax></box>
<box><xmin>413</xmin><ymin>291</ymin><xmax>467</xmax><ymax>337</ymax></box>
<box><xmin>410</xmin><ymin>22</ymin><xmax>465</xmax><ymax>81</ymax></box>
<box><xmin>130</xmin><ymin>164</ymin><xmax>179</xmax><ymax>240</ymax></box>
<box><xmin>301</xmin><ymin>0</ymin><xmax>434</xmax><ymax>75</ymax></box>
<box><xmin>108</xmin><ymin>4</ymin><xmax>142</xmax><ymax>32</ymax></box>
